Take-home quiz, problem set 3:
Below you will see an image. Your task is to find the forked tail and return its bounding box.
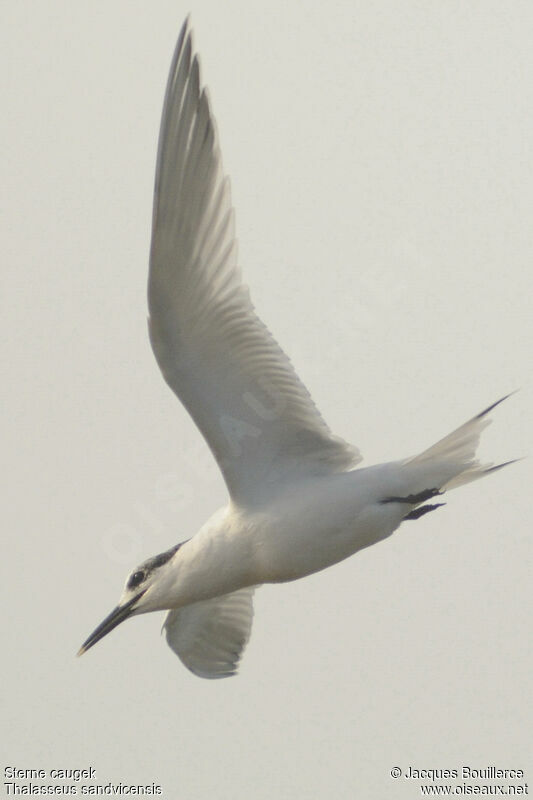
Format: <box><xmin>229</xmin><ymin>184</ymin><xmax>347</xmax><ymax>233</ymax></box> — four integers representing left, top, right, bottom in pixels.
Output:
<box><xmin>405</xmin><ymin>394</ymin><xmax>516</xmax><ymax>492</ymax></box>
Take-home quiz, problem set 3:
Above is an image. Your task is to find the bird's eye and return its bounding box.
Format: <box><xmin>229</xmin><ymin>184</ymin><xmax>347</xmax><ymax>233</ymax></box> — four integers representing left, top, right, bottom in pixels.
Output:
<box><xmin>128</xmin><ymin>570</ymin><xmax>145</xmax><ymax>589</ymax></box>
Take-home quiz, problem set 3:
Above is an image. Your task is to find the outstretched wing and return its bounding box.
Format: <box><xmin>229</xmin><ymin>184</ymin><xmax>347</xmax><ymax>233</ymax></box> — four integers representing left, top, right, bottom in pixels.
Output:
<box><xmin>163</xmin><ymin>587</ymin><xmax>256</xmax><ymax>679</ymax></box>
<box><xmin>148</xmin><ymin>20</ymin><xmax>360</xmax><ymax>506</ymax></box>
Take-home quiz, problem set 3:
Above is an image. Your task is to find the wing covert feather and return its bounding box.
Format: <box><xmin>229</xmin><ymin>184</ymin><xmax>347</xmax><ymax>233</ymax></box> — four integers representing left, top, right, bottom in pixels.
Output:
<box><xmin>148</xmin><ymin>20</ymin><xmax>360</xmax><ymax>505</ymax></box>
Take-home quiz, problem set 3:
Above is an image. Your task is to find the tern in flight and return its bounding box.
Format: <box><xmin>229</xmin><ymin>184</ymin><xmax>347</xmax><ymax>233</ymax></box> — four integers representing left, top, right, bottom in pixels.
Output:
<box><xmin>79</xmin><ymin>19</ymin><xmax>513</xmax><ymax>678</ymax></box>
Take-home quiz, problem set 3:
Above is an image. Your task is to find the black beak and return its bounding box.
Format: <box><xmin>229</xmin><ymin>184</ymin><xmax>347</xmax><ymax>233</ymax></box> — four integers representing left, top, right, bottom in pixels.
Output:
<box><xmin>77</xmin><ymin>591</ymin><xmax>145</xmax><ymax>656</ymax></box>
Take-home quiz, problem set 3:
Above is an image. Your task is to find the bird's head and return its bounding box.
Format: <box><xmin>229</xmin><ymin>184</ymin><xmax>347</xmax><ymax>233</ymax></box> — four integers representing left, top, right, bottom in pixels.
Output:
<box><xmin>77</xmin><ymin>542</ymin><xmax>185</xmax><ymax>656</ymax></box>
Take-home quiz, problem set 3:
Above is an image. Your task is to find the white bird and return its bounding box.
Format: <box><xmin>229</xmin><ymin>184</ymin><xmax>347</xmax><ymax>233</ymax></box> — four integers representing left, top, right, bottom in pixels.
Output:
<box><xmin>79</xmin><ymin>19</ymin><xmax>513</xmax><ymax>679</ymax></box>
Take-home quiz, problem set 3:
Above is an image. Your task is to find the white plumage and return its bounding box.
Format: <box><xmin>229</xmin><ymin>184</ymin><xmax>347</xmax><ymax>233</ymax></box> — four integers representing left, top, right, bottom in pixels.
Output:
<box><xmin>164</xmin><ymin>587</ymin><xmax>255</xmax><ymax>679</ymax></box>
<box><xmin>147</xmin><ymin>21</ymin><xmax>360</xmax><ymax>509</ymax></box>
<box><xmin>78</xmin><ymin>19</ymin><xmax>513</xmax><ymax>679</ymax></box>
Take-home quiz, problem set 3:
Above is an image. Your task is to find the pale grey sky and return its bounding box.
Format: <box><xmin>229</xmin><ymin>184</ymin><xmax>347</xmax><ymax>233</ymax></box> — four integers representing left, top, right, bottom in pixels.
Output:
<box><xmin>2</xmin><ymin>2</ymin><xmax>531</xmax><ymax>798</ymax></box>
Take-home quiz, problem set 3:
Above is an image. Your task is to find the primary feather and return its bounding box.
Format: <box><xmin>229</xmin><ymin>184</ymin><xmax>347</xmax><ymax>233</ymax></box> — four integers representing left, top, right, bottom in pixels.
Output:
<box><xmin>148</xmin><ymin>19</ymin><xmax>360</xmax><ymax>508</ymax></box>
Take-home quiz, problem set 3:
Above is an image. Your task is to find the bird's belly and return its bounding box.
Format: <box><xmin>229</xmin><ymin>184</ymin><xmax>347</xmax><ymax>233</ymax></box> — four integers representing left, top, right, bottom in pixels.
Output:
<box><xmin>253</xmin><ymin>496</ymin><xmax>402</xmax><ymax>584</ymax></box>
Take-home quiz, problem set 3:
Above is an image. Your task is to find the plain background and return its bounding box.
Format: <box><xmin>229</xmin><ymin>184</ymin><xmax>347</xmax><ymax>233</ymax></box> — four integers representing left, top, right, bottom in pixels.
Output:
<box><xmin>2</xmin><ymin>2</ymin><xmax>531</xmax><ymax>798</ymax></box>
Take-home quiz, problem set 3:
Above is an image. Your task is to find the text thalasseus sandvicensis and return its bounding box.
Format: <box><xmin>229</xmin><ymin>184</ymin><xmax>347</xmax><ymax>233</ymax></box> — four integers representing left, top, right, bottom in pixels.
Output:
<box><xmin>78</xmin><ymin>19</ymin><xmax>514</xmax><ymax>679</ymax></box>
